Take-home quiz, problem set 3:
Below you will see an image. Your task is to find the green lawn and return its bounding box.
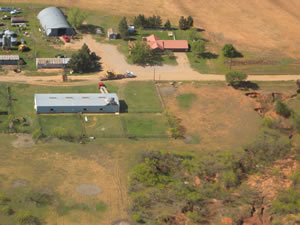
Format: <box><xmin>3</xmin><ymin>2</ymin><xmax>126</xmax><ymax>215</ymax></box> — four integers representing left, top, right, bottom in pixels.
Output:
<box><xmin>122</xmin><ymin>81</ymin><xmax>163</xmax><ymax>113</ymax></box>
<box><xmin>85</xmin><ymin>115</ymin><xmax>124</xmax><ymax>138</ymax></box>
<box><xmin>121</xmin><ymin>114</ymin><xmax>168</xmax><ymax>137</ymax></box>
<box><xmin>39</xmin><ymin>115</ymin><xmax>82</xmax><ymax>137</ymax></box>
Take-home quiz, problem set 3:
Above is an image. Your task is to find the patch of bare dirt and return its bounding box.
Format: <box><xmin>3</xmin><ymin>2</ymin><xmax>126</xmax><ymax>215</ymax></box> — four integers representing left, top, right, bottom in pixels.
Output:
<box><xmin>11</xmin><ymin>179</ymin><xmax>29</xmax><ymax>188</ymax></box>
<box><xmin>76</xmin><ymin>183</ymin><xmax>103</xmax><ymax>196</ymax></box>
<box><xmin>12</xmin><ymin>134</ymin><xmax>35</xmax><ymax>148</ymax></box>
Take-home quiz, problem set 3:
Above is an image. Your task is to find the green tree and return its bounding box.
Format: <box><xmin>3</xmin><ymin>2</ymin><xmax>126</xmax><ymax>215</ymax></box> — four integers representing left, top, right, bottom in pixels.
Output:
<box><xmin>130</xmin><ymin>42</ymin><xmax>161</xmax><ymax>66</ymax></box>
<box><xmin>272</xmin><ymin>188</ymin><xmax>300</xmax><ymax>214</ymax></box>
<box><xmin>192</xmin><ymin>40</ymin><xmax>206</xmax><ymax>57</ymax></box>
<box><xmin>164</xmin><ymin>19</ymin><xmax>171</xmax><ymax>30</ymax></box>
<box><xmin>67</xmin><ymin>8</ymin><xmax>87</xmax><ymax>29</ymax></box>
<box><xmin>119</xmin><ymin>17</ymin><xmax>129</xmax><ymax>40</ymax></box>
<box><xmin>179</xmin><ymin>16</ymin><xmax>188</xmax><ymax>30</ymax></box>
<box><xmin>225</xmin><ymin>71</ymin><xmax>248</xmax><ymax>86</ymax></box>
<box><xmin>187</xmin><ymin>16</ymin><xmax>194</xmax><ymax>27</ymax></box>
<box><xmin>275</xmin><ymin>99</ymin><xmax>291</xmax><ymax>118</ymax></box>
<box><xmin>68</xmin><ymin>44</ymin><xmax>100</xmax><ymax>73</ymax></box>
<box><xmin>222</xmin><ymin>44</ymin><xmax>240</xmax><ymax>69</ymax></box>
<box><xmin>133</xmin><ymin>14</ymin><xmax>146</xmax><ymax>28</ymax></box>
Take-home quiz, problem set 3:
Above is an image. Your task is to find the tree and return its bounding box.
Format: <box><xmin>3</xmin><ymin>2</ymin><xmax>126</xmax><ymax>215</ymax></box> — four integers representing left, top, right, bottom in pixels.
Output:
<box><xmin>275</xmin><ymin>99</ymin><xmax>291</xmax><ymax>118</ymax></box>
<box><xmin>164</xmin><ymin>19</ymin><xmax>171</xmax><ymax>30</ymax></box>
<box><xmin>119</xmin><ymin>17</ymin><xmax>129</xmax><ymax>40</ymax></box>
<box><xmin>179</xmin><ymin>16</ymin><xmax>187</xmax><ymax>30</ymax></box>
<box><xmin>192</xmin><ymin>40</ymin><xmax>206</xmax><ymax>57</ymax></box>
<box><xmin>187</xmin><ymin>16</ymin><xmax>194</xmax><ymax>27</ymax></box>
<box><xmin>133</xmin><ymin>14</ymin><xmax>146</xmax><ymax>28</ymax></box>
<box><xmin>293</xmin><ymin>113</ymin><xmax>300</xmax><ymax>132</ymax></box>
<box><xmin>68</xmin><ymin>8</ymin><xmax>87</xmax><ymax>29</ymax></box>
<box><xmin>68</xmin><ymin>44</ymin><xmax>100</xmax><ymax>73</ymax></box>
<box><xmin>222</xmin><ymin>44</ymin><xmax>241</xmax><ymax>70</ymax></box>
<box><xmin>225</xmin><ymin>71</ymin><xmax>248</xmax><ymax>86</ymax></box>
<box><xmin>130</xmin><ymin>42</ymin><xmax>161</xmax><ymax>66</ymax></box>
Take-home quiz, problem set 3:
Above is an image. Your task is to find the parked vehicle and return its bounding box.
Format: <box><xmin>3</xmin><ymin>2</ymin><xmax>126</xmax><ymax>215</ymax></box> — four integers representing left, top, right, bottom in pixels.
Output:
<box><xmin>2</xmin><ymin>15</ymin><xmax>11</xmax><ymax>20</ymax></box>
<box><xmin>62</xmin><ymin>36</ymin><xmax>70</xmax><ymax>43</ymax></box>
<box><xmin>10</xmin><ymin>10</ymin><xmax>21</xmax><ymax>15</ymax></box>
<box><xmin>125</xmin><ymin>71</ymin><xmax>136</xmax><ymax>78</ymax></box>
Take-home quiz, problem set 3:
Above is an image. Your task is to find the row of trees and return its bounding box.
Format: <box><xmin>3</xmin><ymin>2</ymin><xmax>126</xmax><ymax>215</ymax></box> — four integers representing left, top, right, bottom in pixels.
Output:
<box><xmin>179</xmin><ymin>16</ymin><xmax>194</xmax><ymax>30</ymax></box>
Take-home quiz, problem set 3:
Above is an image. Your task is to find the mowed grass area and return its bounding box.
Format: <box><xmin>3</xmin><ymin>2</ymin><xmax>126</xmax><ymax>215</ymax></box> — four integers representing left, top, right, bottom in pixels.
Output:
<box><xmin>121</xmin><ymin>81</ymin><xmax>163</xmax><ymax>113</ymax></box>
<box><xmin>121</xmin><ymin>114</ymin><xmax>168</xmax><ymax>137</ymax></box>
<box><xmin>6</xmin><ymin>81</ymin><xmax>166</xmax><ymax>138</ymax></box>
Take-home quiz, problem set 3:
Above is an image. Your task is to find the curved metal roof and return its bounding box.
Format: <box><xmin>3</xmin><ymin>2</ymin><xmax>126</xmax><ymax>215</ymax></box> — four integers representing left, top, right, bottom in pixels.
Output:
<box><xmin>37</xmin><ymin>7</ymin><xmax>72</xmax><ymax>30</ymax></box>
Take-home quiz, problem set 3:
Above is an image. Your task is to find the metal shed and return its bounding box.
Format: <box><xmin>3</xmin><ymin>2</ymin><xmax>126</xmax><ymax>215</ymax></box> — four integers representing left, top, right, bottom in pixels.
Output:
<box><xmin>34</xmin><ymin>93</ymin><xmax>120</xmax><ymax>114</ymax></box>
<box><xmin>37</xmin><ymin>7</ymin><xmax>75</xmax><ymax>36</ymax></box>
<box><xmin>36</xmin><ymin>58</ymin><xmax>70</xmax><ymax>69</ymax></box>
<box><xmin>0</xmin><ymin>55</ymin><xmax>19</xmax><ymax>65</ymax></box>
<box><xmin>107</xmin><ymin>28</ymin><xmax>119</xmax><ymax>40</ymax></box>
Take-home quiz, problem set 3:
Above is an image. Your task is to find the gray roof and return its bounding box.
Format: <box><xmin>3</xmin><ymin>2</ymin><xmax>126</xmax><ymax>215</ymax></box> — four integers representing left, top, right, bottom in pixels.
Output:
<box><xmin>35</xmin><ymin>93</ymin><xmax>119</xmax><ymax>107</ymax></box>
<box><xmin>37</xmin><ymin>7</ymin><xmax>72</xmax><ymax>30</ymax></box>
<box><xmin>36</xmin><ymin>58</ymin><xmax>70</xmax><ymax>65</ymax></box>
<box><xmin>0</xmin><ymin>55</ymin><xmax>19</xmax><ymax>60</ymax></box>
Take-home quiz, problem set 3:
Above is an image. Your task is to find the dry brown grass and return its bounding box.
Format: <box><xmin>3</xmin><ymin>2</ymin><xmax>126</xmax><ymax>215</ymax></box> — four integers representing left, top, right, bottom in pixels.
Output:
<box><xmin>161</xmin><ymin>82</ymin><xmax>261</xmax><ymax>150</ymax></box>
<box><xmin>5</xmin><ymin>0</ymin><xmax>300</xmax><ymax>57</ymax></box>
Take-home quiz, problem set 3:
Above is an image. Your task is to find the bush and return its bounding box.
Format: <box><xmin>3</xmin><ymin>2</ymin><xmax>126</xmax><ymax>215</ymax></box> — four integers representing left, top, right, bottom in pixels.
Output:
<box><xmin>293</xmin><ymin>113</ymin><xmax>300</xmax><ymax>132</ymax></box>
<box><xmin>163</xmin><ymin>110</ymin><xmax>185</xmax><ymax>138</ymax></box>
<box><xmin>225</xmin><ymin>71</ymin><xmax>248</xmax><ymax>87</ymax></box>
<box><xmin>275</xmin><ymin>99</ymin><xmax>291</xmax><ymax>118</ymax></box>
<box><xmin>221</xmin><ymin>170</ymin><xmax>240</xmax><ymax>189</ymax></box>
<box><xmin>26</xmin><ymin>192</ymin><xmax>53</xmax><ymax>206</ymax></box>
<box><xmin>32</xmin><ymin>129</ymin><xmax>42</xmax><ymax>142</ymax></box>
<box><xmin>18</xmin><ymin>211</ymin><xmax>41</xmax><ymax>225</ymax></box>
<box><xmin>1</xmin><ymin>206</ymin><xmax>14</xmax><ymax>215</ymax></box>
<box><xmin>0</xmin><ymin>194</ymin><xmax>10</xmax><ymax>205</ymax></box>
<box><xmin>272</xmin><ymin>188</ymin><xmax>300</xmax><ymax>214</ymax></box>
<box><xmin>50</xmin><ymin>127</ymin><xmax>67</xmax><ymax>139</ymax></box>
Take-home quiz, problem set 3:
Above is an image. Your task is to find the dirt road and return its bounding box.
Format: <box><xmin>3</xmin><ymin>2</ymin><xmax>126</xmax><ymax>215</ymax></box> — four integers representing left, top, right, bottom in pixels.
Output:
<box><xmin>1</xmin><ymin>35</ymin><xmax>300</xmax><ymax>86</ymax></box>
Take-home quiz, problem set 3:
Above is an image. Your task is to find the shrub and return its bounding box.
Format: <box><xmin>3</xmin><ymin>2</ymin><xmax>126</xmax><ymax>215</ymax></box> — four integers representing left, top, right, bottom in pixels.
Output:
<box><xmin>293</xmin><ymin>113</ymin><xmax>300</xmax><ymax>132</ymax></box>
<box><xmin>132</xmin><ymin>214</ymin><xmax>143</xmax><ymax>223</ymax></box>
<box><xmin>225</xmin><ymin>71</ymin><xmax>248</xmax><ymax>87</ymax></box>
<box><xmin>95</xmin><ymin>201</ymin><xmax>106</xmax><ymax>212</ymax></box>
<box><xmin>32</xmin><ymin>129</ymin><xmax>42</xmax><ymax>142</ymax></box>
<box><xmin>262</xmin><ymin>117</ymin><xmax>273</xmax><ymax>128</ymax></box>
<box><xmin>26</xmin><ymin>192</ymin><xmax>53</xmax><ymax>206</ymax></box>
<box><xmin>275</xmin><ymin>99</ymin><xmax>291</xmax><ymax>118</ymax></box>
<box><xmin>50</xmin><ymin>127</ymin><xmax>67</xmax><ymax>139</ymax></box>
<box><xmin>1</xmin><ymin>206</ymin><xmax>14</xmax><ymax>215</ymax></box>
<box><xmin>272</xmin><ymin>188</ymin><xmax>300</xmax><ymax>214</ymax></box>
<box><xmin>221</xmin><ymin>170</ymin><xmax>240</xmax><ymax>189</ymax></box>
<box><xmin>18</xmin><ymin>211</ymin><xmax>41</xmax><ymax>225</ymax></box>
<box><xmin>0</xmin><ymin>194</ymin><xmax>10</xmax><ymax>205</ymax></box>
<box><xmin>163</xmin><ymin>110</ymin><xmax>185</xmax><ymax>138</ymax></box>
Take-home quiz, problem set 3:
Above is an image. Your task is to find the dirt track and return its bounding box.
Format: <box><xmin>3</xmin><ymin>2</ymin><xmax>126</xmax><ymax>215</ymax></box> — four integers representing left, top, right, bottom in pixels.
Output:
<box><xmin>1</xmin><ymin>35</ymin><xmax>300</xmax><ymax>86</ymax></box>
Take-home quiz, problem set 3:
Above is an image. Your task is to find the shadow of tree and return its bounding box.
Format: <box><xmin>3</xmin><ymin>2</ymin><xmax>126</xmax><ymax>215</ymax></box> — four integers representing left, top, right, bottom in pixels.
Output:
<box><xmin>119</xmin><ymin>100</ymin><xmax>128</xmax><ymax>113</ymax></box>
<box><xmin>233</xmin><ymin>81</ymin><xmax>260</xmax><ymax>91</ymax></box>
<box><xmin>78</xmin><ymin>24</ymin><xmax>104</xmax><ymax>34</ymax></box>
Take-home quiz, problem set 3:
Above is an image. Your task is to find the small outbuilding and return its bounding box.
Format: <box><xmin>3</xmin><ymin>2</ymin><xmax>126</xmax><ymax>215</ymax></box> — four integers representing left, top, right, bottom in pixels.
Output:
<box><xmin>37</xmin><ymin>7</ymin><xmax>75</xmax><ymax>36</ymax></box>
<box><xmin>11</xmin><ymin>17</ymin><xmax>25</xmax><ymax>23</ymax></box>
<box><xmin>107</xmin><ymin>28</ymin><xmax>119</xmax><ymax>40</ymax></box>
<box><xmin>36</xmin><ymin>58</ymin><xmax>70</xmax><ymax>69</ymax></box>
<box><xmin>0</xmin><ymin>55</ymin><xmax>19</xmax><ymax>65</ymax></box>
<box><xmin>0</xmin><ymin>7</ymin><xmax>14</xmax><ymax>12</ymax></box>
<box><xmin>34</xmin><ymin>93</ymin><xmax>120</xmax><ymax>114</ymax></box>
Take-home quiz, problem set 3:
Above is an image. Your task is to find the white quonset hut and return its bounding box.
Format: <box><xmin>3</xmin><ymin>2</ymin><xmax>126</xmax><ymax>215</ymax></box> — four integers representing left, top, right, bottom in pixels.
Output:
<box><xmin>36</xmin><ymin>58</ymin><xmax>70</xmax><ymax>69</ymax></box>
<box><xmin>34</xmin><ymin>93</ymin><xmax>120</xmax><ymax>114</ymax></box>
<box><xmin>37</xmin><ymin>7</ymin><xmax>75</xmax><ymax>36</ymax></box>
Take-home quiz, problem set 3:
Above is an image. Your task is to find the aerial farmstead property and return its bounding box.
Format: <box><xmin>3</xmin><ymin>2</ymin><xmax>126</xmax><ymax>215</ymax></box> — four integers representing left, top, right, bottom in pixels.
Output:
<box><xmin>34</xmin><ymin>93</ymin><xmax>120</xmax><ymax>114</ymax></box>
<box><xmin>37</xmin><ymin>7</ymin><xmax>75</xmax><ymax>36</ymax></box>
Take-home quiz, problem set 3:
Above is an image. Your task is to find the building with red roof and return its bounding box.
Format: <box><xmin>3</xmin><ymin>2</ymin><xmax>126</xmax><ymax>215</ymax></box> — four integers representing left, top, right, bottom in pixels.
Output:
<box><xmin>146</xmin><ymin>34</ymin><xmax>189</xmax><ymax>52</ymax></box>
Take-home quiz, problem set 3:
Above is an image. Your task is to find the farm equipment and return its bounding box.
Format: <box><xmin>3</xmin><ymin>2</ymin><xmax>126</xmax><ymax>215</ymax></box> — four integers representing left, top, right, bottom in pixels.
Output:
<box><xmin>100</xmin><ymin>70</ymin><xmax>124</xmax><ymax>81</ymax></box>
<box><xmin>18</xmin><ymin>44</ymin><xmax>29</xmax><ymax>52</ymax></box>
<box><xmin>100</xmin><ymin>70</ymin><xmax>136</xmax><ymax>81</ymax></box>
